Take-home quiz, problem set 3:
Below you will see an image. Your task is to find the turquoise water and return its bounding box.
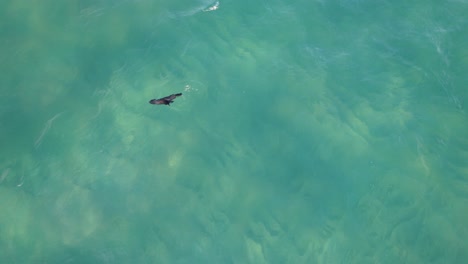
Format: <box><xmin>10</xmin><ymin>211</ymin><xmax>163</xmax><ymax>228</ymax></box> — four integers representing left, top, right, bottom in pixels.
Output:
<box><xmin>1</xmin><ymin>0</ymin><xmax>467</xmax><ymax>263</ymax></box>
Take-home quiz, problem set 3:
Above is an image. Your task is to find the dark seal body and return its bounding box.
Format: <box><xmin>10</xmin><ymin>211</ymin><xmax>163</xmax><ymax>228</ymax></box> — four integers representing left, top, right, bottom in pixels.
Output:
<box><xmin>149</xmin><ymin>93</ymin><xmax>182</xmax><ymax>105</ymax></box>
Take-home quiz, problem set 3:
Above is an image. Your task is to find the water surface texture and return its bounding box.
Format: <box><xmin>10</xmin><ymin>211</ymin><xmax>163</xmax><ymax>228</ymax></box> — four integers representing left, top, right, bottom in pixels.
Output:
<box><xmin>1</xmin><ymin>0</ymin><xmax>467</xmax><ymax>263</ymax></box>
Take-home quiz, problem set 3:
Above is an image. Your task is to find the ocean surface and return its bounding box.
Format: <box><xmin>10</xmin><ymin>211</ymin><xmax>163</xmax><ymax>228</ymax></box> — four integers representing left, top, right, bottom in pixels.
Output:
<box><xmin>1</xmin><ymin>0</ymin><xmax>467</xmax><ymax>263</ymax></box>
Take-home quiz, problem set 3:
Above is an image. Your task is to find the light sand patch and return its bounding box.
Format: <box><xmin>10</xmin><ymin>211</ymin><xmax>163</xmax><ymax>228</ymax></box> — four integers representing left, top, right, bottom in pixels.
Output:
<box><xmin>0</xmin><ymin>188</ymin><xmax>32</xmax><ymax>240</ymax></box>
<box><xmin>0</xmin><ymin>168</ymin><xmax>10</xmax><ymax>184</ymax></box>
<box><xmin>54</xmin><ymin>186</ymin><xmax>101</xmax><ymax>246</ymax></box>
<box><xmin>168</xmin><ymin>149</ymin><xmax>184</xmax><ymax>169</ymax></box>
<box><xmin>245</xmin><ymin>237</ymin><xmax>266</xmax><ymax>263</ymax></box>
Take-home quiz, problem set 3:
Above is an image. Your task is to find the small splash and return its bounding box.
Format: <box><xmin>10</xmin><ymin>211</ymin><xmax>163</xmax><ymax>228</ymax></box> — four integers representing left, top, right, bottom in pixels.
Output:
<box><xmin>167</xmin><ymin>1</ymin><xmax>220</xmax><ymax>18</ymax></box>
<box><xmin>203</xmin><ymin>1</ymin><xmax>220</xmax><ymax>12</ymax></box>
<box><xmin>184</xmin><ymin>84</ymin><xmax>199</xmax><ymax>92</ymax></box>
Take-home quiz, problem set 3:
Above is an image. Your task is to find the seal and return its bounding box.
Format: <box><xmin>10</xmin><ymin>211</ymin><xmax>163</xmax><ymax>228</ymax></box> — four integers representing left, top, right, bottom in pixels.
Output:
<box><xmin>149</xmin><ymin>93</ymin><xmax>182</xmax><ymax>106</ymax></box>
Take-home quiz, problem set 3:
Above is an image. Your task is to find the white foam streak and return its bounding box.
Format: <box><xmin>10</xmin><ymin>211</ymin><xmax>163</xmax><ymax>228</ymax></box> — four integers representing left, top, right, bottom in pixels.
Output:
<box><xmin>34</xmin><ymin>112</ymin><xmax>65</xmax><ymax>148</ymax></box>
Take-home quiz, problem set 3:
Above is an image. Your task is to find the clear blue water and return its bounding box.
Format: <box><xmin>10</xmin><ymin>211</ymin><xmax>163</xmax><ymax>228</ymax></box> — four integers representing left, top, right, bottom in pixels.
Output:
<box><xmin>1</xmin><ymin>0</ymin><xmax>467</xmax><ymax>263</ymax></box>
